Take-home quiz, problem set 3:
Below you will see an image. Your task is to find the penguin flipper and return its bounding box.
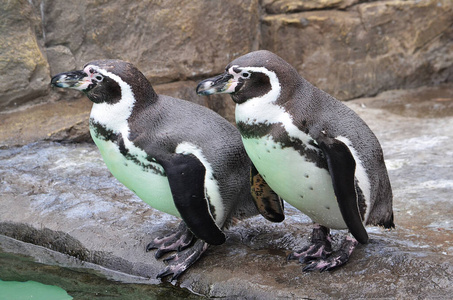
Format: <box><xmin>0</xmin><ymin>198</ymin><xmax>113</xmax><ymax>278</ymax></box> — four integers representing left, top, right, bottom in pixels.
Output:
<box><xmin>317</xmin><ymin>134</ymin><xmax>369</xmax><ymax>244</ymax></box>
<box><xmin>250</xmin><ymin>164</ymin><xmax>285</xmax><ymax>222</ymax></box>
<box><xmin>161</xmin><ymin>154</ymin><xmax>226</xmax><ymax>245</ymax></box>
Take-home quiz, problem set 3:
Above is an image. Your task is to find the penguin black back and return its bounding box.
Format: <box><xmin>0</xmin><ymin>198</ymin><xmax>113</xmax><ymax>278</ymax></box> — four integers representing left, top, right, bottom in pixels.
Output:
<box><xmin>197</xmin><ymin>50</ymin><xmax>394</xmax><ymax>272</ymax></box>
<box><xmin>51</xmin><ymin>59</ymin><xmax>268</xmax><ymax>280</ymax></box>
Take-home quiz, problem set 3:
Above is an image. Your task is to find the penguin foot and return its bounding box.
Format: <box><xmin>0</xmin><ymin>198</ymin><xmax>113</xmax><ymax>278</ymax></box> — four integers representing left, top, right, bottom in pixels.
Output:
<box><xmin>302</xmin><ymin>235</ymin><xmax>358</xmax><ymax>272</ymax></box>
<box><xmin>287</xmin><ymin>224</ymin><xmax>332</xmax><ymax>263</ymax></box>
<box><xmin>287</xmin><ymin>241</ymin><xmax>333</xmax><ymax>264</ymax></box>
<box><xmin>156</xmin><ymin>239</ymin><xmax>209</xmax><ymax>281</ymax></box>
<box><xmin>146</xmin><ymin>222</ymin><xmax>194</xmax><ymax>259</ymax></box>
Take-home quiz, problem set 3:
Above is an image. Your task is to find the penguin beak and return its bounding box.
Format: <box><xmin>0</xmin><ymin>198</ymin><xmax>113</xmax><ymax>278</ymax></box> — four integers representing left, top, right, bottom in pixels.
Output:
<box><xmin>50</xmin><ymin>70</ymin><xmax>91</xmax><ymax>90</ymax></box>
<box><xmin>196</xmin><ymin>72</ymin><xmax>236</xmax><ymax>95</ymax></box>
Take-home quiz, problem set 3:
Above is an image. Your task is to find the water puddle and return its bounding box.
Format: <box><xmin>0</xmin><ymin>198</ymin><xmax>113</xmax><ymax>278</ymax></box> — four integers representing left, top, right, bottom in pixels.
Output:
<box><xmin>0</xmin><ymin>249</ymin><xmax>201</xmax><ymax>299</ymax></box>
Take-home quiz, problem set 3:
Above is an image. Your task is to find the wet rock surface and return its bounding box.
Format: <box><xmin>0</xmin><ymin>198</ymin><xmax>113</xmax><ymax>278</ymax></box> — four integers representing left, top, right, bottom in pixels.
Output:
<box><xmin>0</xmin><ymin>239</ymin><xmax>200</xmax><ymax>299</ymax></box>
<box><xmin>1</xmin><ymin>86</ymin><xmax>452</xmax><ymax>298</ymax></box>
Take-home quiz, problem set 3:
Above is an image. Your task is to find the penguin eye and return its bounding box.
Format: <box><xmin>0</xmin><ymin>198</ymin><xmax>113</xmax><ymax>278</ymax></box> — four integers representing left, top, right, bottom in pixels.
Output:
<box><xmin>241</xmin><ymin>72</ymin><xmax>250</xmax><ymax>79</ymax></box>
<box><xmin>92</xmin><ymin>74</ymin><xmax>103</xmax><ymax>83</ymax></box>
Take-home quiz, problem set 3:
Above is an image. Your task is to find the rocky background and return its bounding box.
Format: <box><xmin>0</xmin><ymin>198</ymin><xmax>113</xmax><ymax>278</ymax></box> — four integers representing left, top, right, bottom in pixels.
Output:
<box><xmin>1</xmin><ymin>0</ymin><xmax>453</xmax><ymax>298</ymax></box>
<box><xmin>1</xmin><ymin>0</ymin><xmax>452</xmax><ymax>128</ymax></box>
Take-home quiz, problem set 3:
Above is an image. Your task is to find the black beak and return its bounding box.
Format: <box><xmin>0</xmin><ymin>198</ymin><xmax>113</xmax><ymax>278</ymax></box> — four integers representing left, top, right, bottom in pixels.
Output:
<box><xmin>51</xmin><ymin>70</ymin><xmax>88</xmax><ymax>88</ymax></box>
<box><xmin>196</xmin><ymin>72</ymin><xmax>234</xmax><ymax>96</ymax></box>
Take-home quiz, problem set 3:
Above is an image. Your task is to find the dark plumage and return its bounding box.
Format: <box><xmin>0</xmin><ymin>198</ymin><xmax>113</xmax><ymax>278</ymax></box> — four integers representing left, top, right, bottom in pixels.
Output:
<box><xmin>51</xmin><ymin>59</ymin><xmax>281</xmax><ymax>280</ymax></box>
<box><xmin>197</xmin><ymin>50</ymin><xmax>394</xmax><ymax>271</ymax></box>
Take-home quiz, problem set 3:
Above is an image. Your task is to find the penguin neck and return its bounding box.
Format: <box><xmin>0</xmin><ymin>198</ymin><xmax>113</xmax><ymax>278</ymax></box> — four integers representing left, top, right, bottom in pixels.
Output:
<box><xmin>235</xmin><ymin>75</ymin><xmax>283</xmax><ymax>126</ymax></box>
<box><xmin>90</xmin><ymin>78</ymin><xmax>157</xmax><ymax>129</ymax></box>
<box><xmin>129</xmin><ymin>78</ymin><xmax>159</xmax><ymax>108</ymax></box>
<box><xmin>235</xmin><ymin>67</ymin><xmax>294</xmax><ymax>124</ymax></box>
<box><xmin>235</xmin><ymin>72</ymin><xmax>319</xmax><ymax>152</ymax></box>
<box><xmin>128</xmin><ymin>84</ymin><xmax>158</xmax><ymax>119</ymax></box>
<box><xmin>89</xmin><ymin>89</ymin><xmax>152</xmax><ymax>167</ymax></box>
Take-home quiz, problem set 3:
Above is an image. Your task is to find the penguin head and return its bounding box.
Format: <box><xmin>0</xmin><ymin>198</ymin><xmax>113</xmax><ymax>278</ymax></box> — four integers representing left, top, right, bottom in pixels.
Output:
<box><xmin>197</xmin><ymin>50</ymin><xmax>299</xmax><ymax>104</ymax></box>
<box><xmin>51</xmin><ymin>60</ymin><xmax>155</xmax><ymax>104</ymax></box>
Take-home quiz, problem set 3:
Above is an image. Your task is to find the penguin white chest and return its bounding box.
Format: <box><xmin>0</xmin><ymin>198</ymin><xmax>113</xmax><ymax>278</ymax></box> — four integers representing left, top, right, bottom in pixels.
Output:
<box><xmin>235</xmin><ymin>86</ymin><xmax>347</xmax><ymax>229</ymax></box>
<box><xmin>90</xmin><ymin>130</ymin><xmax>179</xmax><ymax>217</ymax></box>
<box><xmin>242</xmin><ymin>135</ymin><xmax>347</xmax><ymax>229</ymax></box>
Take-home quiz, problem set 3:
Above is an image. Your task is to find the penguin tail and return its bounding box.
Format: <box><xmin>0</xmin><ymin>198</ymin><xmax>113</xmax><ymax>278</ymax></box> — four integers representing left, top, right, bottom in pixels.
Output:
<box><xmin>382</xmin><ymin>212</ymin><xmax>395</xmax><ymax>229</ymax></box>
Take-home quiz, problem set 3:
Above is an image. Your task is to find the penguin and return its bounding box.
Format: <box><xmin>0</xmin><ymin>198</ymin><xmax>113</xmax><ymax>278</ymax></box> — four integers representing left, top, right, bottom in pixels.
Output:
<box><xmin>50</xmin><ymin>59</ymin><xmax>284</xmax><ymax>280</ymax></box>
<box><xmin>196</xmin><ymin>50</ymin><xmax>394</xmax><ymax>271</ymax></box>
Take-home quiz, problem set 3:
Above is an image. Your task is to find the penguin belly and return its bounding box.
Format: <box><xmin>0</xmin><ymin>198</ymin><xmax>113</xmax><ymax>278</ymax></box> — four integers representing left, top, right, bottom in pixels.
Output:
<box><xmin>242</xmin><ymin>135</ymin><xmax>347</xmax><ymax>229</ymax></box>
<box><xmin>91</xmin><ymin>133</ymin><xmax>179</xmax><ymax>217</ymax></box>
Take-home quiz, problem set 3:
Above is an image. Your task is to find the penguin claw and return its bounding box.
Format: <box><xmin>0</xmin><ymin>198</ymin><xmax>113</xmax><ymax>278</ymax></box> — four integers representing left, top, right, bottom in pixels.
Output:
<box><xmin>289</xmin><ymin>225</ymin><xmax>359</xmax><ymax>272</ymax></box>
<box><xmin>302</xmin><ymin>254</ymin><xmax>346</xmax><ymax>272</ymax></box>
<box><xmin>288</xmin><ymin>225</ymin><xmax>333</xmax><ymax>263</ymax></box>
<box><xmin>153</xmin><ymin>249</ymin><xmax>167</xmax><ymax>259</ymax></box>
<box><xmin>155</xmin><ymin>239</ymin><xmax>209</xmax><ymax>281</ymax></box>
<box><xmin>146</xmin><ymin>222</ymin><xmax>211</xmax><ymax>280</ymax></box>
<box><xmin>156</xmin><ymin>268</ymin><xmax>178</xmax><ymax>281</ymax></box>
<box><xmin>163</xmin><ymin>253</ymin><xmax>177</xmax><ymax>263</ymax></box>
<box><xmin>302</xmin><ymin>259</ymin><xmax>335</xmax><ymax>272</ymax></box>
<box><xmin>146</xmin><ymin>222</ymin><xmax>194</xmax><ymax>258</ymax></box>
<box><xmin>287</xmin><ymin>243</ymin><xmax>332</xmax><ymax>264</ymax></box>
<box><xmin>301</xmin><ymin>236</ymin><xmax>358</xmax><ymax>272</ymax></box>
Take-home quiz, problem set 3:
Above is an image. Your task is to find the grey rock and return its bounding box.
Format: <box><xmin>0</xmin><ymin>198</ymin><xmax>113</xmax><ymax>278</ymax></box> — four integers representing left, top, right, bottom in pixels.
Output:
<box><xmin>1</xmin><ymin>86</ymin><xmax>452</xmax><ymax>298</ymax></box>
<box><xmin>41</xmin><ymin>0</ymin><xmax>260</xmax><ymax>84</ymax></box>
<box><xmin>0</xmin><ymin>96</ymin><xmax>91</xmax><ymax>148</ymax></box>
<box><xmin>262</xmin><ymin>0</ymin><xmax>360</xmax><ymax>14</ymax></box>
<box><xmin>0</xmin><ymin>81</ymin><xmax>235</xmax><ymax>149</ymax></box>
<box><xmin>2</xmin><ymin>0</ymin><xmax>452</xmax><ymax>117</ymax></box>
<box><xmin>154</xmin><ymin>81</ymin><xmax>235</xmax><ymax>123</ymax></box>
<box><xmin>0</xmin><ymin>0</ymin><xmax>50</xmax><ymax>109</ymax></box>
<box><xmin>261</xmin><ymin>0</ymin><xmax>453</xmax><ymax>100</ymax></box>
<box><xmin>46</xmin><ymin>45</ymin><xmax>76</xmax><ymax>75</ymax></box>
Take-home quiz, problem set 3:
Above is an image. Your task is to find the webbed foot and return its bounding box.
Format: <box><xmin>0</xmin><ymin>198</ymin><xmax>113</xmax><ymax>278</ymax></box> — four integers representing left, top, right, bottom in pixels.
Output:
<box><xmin>156</xmin><ymin>239</ymin><xmax>209</xmax><ymax>281</ymax></box>
<box><xmin>288</xmin><ymin>224</ymin><xmax>359</xmax><ymax>271</ymax></box>
<box><xmin>302</xmin><ymin>235</ymin><xmax>358</xmax><ymax>272</ymax></box>
<box><xmin>287</xmin><ymin>224</ymin><xmax>332</xmax><ymax>264</ymax></box>
<box><xmin>146</xmin><ymin>222</ymin><xmax>210</xmax><ymax>280</ymax></box>
<box><xmin>146</xmin><ymin>222</ymin><xmax>194</xmax><ymax>259</ymax></box>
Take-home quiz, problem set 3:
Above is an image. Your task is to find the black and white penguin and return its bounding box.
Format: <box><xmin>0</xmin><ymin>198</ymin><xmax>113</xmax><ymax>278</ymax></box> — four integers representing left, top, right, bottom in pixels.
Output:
<box><xmin>50</xmin><ymin>59</ymin><xmax>283</xmax><ymax>280</ymax></box>
<box><xmin>197</xmin><ymin>50</ymin><xmax>394</xmax><ymax>271</ymax></box>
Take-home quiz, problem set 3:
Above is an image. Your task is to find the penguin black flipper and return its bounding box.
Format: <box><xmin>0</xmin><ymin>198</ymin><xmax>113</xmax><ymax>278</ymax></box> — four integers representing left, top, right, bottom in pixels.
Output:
<box><xmin>160</xmin><ymin>154</ymin><xmax>226</xmax><ymax>246</ymax></box>
<box><xmin>317</xmin><ymin>134</ymin><xmax>369</xmax><ymax>245</ymax></box>
<box><xmin>250</xmin><ymin>164</ymin><xmax>285</xmax><ymax>222</ymax></box>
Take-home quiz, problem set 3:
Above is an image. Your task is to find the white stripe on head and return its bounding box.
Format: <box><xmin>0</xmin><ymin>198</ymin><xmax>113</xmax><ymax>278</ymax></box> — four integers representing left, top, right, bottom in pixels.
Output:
<box><xmin>88</xmin><ymin>65</ymin><xmax>135</xmax><ymax>133</ymax></box>
<box><xmin>88</xmin><ymin>65</ymin><xmax>149</xmax><ymax>165</ymax></box>
<box><xmin>235</xmin><ymin>66</ymin><xmax>318</xmax><ymax>150</ymax></box>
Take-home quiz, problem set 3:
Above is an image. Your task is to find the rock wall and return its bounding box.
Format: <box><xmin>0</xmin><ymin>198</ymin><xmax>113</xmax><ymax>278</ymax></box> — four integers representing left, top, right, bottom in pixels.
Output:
<box><xmin>262</xmin><ymin>0</ymin><xmax>453</xmax><ymax>99</ymax></box>
<box><xmin>1</xmin><ymin>0</ymin><xmax>452</xmax><ymax>117</ymax></box>
<box><xmin>0</xmin><ymin>1</ymin><xmax>49</xmax><ymax>108</ymax></box>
